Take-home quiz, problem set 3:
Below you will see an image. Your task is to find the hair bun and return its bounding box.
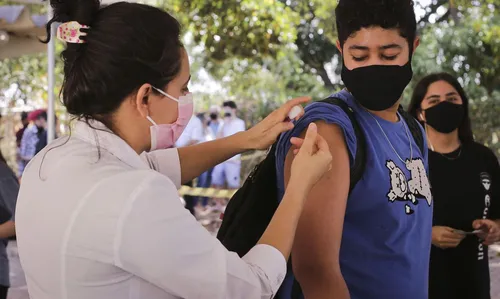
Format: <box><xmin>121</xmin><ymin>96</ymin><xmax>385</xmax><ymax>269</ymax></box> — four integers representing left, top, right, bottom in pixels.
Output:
<box><xmin>49</xmin><ymin>0</ymin><xmax>100</xmax><ymax>25</ymax></box>
<box><xmin>44</xmin><ymin>0</ymin><xmax>100</xmax><ymax>43</ymax></box>
<box><xmin>43</xmin><ymin>0</ymin><xmax>101</xmax><ymax>43</ymax></box>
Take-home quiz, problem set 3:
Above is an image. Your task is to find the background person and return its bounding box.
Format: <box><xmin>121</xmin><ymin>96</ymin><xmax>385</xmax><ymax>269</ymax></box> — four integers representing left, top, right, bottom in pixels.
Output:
<box><xmin>15</xmin><ymin>112</ymin><xmax>29</xmax><ymax>176</ymax></box>
<box><xmin>175</xmin><ymin>114</ymin><xmax>204</xmax><ymax>215</ymax></box>
<box><xmin>207</xmin><ymin>105</ymin><xmax>223</xmax><ymax>140</ymax></box>
<box><xmin>195</xmin><ymin>112</ymin><xmax>214</xmax><ymax>211</ymax></box>
<box><xmin>34</xmin><ymin>110</ymin><xmax>48</xmax><ymax>156</ymax></box>
<box><xmin>408</xmin><ymin>72</ymin><xmax>500</xmax><ymax>299</ymax></box>
<box><xmin>18</xmin><ymin>109</ymin><xmax>44</xmax><ymax>177</ymax></box>
<box><xmin>15</xmin><ymin>112</ymin><xmax>29</xmax><ymax>149</ymax></box>
<box><xmin>211</xmin><ymin>101</ymin><xmax>246</xmax><ymax>212</ymax></box>
<box><xmin>0</xmin><ymin>148</ymin><xmax>20</xmax><ymax>299</ymax></box>
<box><xmin>211</xmin><ymin>101</ymin><xmax>246</xmax><ymax>191</ymax></box>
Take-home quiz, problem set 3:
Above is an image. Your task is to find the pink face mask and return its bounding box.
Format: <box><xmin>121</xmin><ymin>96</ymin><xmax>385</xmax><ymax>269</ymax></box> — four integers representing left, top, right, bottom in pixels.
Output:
<box><xmin>147</xmin><ymin>87</ymin><xmax>194</xmax><ymax>151</ymax></box>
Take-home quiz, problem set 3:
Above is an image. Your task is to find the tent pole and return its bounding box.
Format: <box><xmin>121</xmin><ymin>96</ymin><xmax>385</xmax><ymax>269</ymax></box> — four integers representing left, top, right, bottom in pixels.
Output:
<box><xmin>47</xmin><ymin>7</ymin><xmax>55</xmax><ymax>142</ymax></box>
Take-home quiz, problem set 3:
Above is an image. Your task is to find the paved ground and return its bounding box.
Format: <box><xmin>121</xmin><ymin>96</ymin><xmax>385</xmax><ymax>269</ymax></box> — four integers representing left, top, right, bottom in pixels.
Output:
<box><xmin>6</xmin><ymin>239</ymin><xmax>500</xmax><ymax>299</ymax></box>
<box><xmin>490</xmin><ymin>244</ymin><xmax>500</xmax><ymax>299</ymax></box>
<box><xmin>7</xmin><ymin>242</ymin><xmax>27</xmax><ymax>299</ymax></box>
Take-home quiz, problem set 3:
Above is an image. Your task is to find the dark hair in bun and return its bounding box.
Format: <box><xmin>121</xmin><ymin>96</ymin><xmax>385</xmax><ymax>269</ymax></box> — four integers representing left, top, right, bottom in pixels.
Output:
<box><xmin>335</xmin><ymin>0</ymin><xmax>417</xmax><ymax>51</ymax></box>
<box><xmin>44</xmin><ymin>0</ymin><xmax>183</xmax><ymax>126</ymax></box>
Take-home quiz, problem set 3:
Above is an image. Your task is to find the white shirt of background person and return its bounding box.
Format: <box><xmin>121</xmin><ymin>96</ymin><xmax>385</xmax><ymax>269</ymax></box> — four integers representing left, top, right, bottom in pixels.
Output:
<box><xmin>217</xmin><ymin>108</ymin><xmax>246</xmax><ymax>162</ymax></box>
<box><xmin>205</xmin><ymin>105</ymin><xmax>223</xmax><ymax>141</ymax></box>
<box><xmin>175</xmin><ymin>115</ymin><xmax>204</xmax><ymax>147</ymax></box>
<box><xmin>220</xmin><ymin>117</ymin><xmax>245</xmax><ymax>139</ymax></box>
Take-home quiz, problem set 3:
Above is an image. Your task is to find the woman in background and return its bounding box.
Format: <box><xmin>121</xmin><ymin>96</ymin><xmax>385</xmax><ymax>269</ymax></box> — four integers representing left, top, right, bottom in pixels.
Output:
<box><xmin>0</xmin><ymin>148</ymin><xmax>20</xmax><ymax>299</ymax></box>
<box><xmin>409</xmin><ymin>72</ymin><xmax>500</xmax><ymax>299</ymax></box>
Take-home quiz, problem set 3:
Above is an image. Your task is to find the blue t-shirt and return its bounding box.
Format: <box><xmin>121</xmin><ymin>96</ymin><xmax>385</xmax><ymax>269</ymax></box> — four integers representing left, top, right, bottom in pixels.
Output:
<box><xmin>275</xmin><ymin>90</ymin><xmax>433</xmax><ymax>299</ymax></box>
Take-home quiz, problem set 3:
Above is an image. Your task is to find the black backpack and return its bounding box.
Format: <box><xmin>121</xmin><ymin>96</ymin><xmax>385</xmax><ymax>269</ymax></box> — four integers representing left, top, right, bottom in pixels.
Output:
<box><xmin>216</xmin><ymin>97</ymin><xmax>424</xmax><ymax>298</ymax></box>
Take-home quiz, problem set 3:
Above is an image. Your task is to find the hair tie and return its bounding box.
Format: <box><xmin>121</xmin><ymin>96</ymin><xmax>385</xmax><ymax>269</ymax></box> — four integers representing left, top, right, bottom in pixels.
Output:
<box><xmin>56</xmin><ymin>21</ymin><xmax>89</xmax><ymax>44</ymax></box>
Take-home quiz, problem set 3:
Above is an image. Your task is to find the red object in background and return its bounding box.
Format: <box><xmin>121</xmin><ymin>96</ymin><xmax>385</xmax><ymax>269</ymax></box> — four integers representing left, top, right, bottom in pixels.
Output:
<box><xmin>220</xmin><ymin>213</ymin><xmax>224</xmax><ymax>220</ymax></box>
<box><xmin>27</xmin><ymin>109</ymin><xmax>46</xmax><ymax>121</ymax></box>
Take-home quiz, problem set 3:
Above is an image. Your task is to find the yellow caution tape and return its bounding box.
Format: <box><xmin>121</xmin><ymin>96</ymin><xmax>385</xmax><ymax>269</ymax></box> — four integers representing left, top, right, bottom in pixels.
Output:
<box><xmin>178</xmin><ymin>185</ymin><xmax>238</xmax><ymax>198</ymax></box>
<box><xmin>177</xmin><ymin>151</ymin><xmax>266</xmax><ymax>198</ymax></box>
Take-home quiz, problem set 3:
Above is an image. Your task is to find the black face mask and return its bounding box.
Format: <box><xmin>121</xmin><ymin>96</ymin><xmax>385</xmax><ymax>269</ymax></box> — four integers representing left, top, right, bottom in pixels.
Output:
<box><xmin>210</xmin><ymin>113</ymin><xmax>218</xmax><ymax>120</ymax></box>
<box><xmin>224</xmin><ymin>112</ymin><xmax>232</xmax><ymax>118</ymax></box>
<box><xmin>424</xmin><ymin>101</ymin><xmax>464</xmax><ymax>134</ymax></box>
<box><xmin>341</xmin><ymin>61</ymin><xmax>413</xmax><ymax>111</ymax></box>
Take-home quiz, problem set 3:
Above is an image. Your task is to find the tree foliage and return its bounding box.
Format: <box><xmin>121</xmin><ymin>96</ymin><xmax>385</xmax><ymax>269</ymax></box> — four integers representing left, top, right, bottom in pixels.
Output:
<box><xmin>167</xmin><ymin>0</ymin><xmax>339</xmax><ymax>89</ymax></box>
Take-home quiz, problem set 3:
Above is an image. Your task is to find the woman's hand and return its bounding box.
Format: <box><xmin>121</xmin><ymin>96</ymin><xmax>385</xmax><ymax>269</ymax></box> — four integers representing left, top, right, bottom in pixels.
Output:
<box><xmin>473</xmin><ymin>219</ymin><xmax>500</xmax><ymax>245</ymax></box>
<box><xmin>288</xmin><ymin>123</ymin><xmax>332</xmax><ymax>195</ymax></box>
<box><xmin>243</xmin><ymin>97</ymin><xmax>310</xmax><ymax>150</ymax></box>
<box><xmin>431</xmin><ymin>226</ymin><xmax>465</xmax><ymax>249</ymax></box>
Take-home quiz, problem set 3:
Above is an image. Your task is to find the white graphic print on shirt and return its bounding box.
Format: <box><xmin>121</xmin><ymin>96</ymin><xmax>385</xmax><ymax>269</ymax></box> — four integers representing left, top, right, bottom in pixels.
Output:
<box><xmin>478</xmin><ymin>172</ymin><xmax>492</xmax><ymax>260</ymax></box>
<box><xmin>386</xmin><ymin>158</ymin><xmax>432</xmax><ymax>215</ymax></box>
<box><xmin>481</xmin><ymin>172</ymin><xmax>491</xmax><ymax>191</ymax></box>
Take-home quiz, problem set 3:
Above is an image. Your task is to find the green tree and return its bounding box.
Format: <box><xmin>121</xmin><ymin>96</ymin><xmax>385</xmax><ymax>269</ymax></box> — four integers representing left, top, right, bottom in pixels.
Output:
<box><xmin>407</xmin><ymin>0</ymin><xmax>500</xmax><ymax>153</ymax></box>
<box><xmin>167</xmin><ymin>0</ymin><xmax>339</xmax><ymax>89</ymax></box>
<box><xmin>1</xmin><ymin>0</ymin><xmax>498</xmax><ymax>156</ymax></box>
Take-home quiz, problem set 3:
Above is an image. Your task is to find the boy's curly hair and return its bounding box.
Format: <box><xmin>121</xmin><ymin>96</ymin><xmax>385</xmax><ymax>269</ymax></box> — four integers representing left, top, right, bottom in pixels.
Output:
<box><xmin>335</xmin><ymin>0</ymin><xmax>417</xmax><ymax>51</ymax></box>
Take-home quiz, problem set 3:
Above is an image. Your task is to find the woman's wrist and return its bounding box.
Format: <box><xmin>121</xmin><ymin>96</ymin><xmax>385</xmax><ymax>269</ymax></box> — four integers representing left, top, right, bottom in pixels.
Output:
<box><xmin>230</xmin><ymin>131</ymin><xmax>253</xmax><ymax>151</ymax></box>
<box><xmin>284</xmin><ymin>178</ymin><xmax>310</xmax><ymax>203</ymax></box>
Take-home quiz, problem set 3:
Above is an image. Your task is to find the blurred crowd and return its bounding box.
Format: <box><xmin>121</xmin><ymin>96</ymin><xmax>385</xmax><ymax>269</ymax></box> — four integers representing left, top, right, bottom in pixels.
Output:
<box><xmin>176</xmin><ymin>101</ymin><xmax>246</xmax><ymax>218</ymax></box>
<box><xmin>15</xmin><ymin>110</ymin><xmax>49</xmax><ymax>179</ymax></box>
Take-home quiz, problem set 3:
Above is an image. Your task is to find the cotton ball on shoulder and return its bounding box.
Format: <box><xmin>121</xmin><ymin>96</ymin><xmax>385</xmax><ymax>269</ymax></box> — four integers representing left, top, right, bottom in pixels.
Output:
<box><xmin>288</xmin><ymin>105</ymin><xmax>303</xmax><ymax>120</ymax></box>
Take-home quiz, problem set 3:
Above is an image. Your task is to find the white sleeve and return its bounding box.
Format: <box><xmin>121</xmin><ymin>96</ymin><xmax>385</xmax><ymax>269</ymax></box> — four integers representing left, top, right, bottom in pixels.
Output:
<box><xmin>140</xmin><ymin>149</ymin><xmax>181</xmax><ymax>189</ymax></box>
<box><xmin>115</xmin><ymin>175</ymin><xmax>287</xmax><ymax>299</ymax></box>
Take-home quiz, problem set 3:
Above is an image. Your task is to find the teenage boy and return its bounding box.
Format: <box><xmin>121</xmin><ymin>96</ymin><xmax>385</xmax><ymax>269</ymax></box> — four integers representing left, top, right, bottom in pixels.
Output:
<box><xmin>276</xmin><ymin>1</ymin><xmax>433</xmax><ymax>298</ymax></box>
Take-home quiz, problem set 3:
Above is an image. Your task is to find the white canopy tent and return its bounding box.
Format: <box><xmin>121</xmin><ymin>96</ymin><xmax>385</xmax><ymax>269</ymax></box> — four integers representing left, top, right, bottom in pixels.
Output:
<box><xmin>0</xmin><ymin>5</ymin><xmax>46</xmax><ymax>60</ymax></box>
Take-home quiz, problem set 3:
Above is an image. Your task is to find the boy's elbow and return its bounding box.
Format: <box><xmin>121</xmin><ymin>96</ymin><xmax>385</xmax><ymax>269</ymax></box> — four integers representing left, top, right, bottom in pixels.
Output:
<box><xmin>293</xmin><ymin>258</ymin><xmax>342</xmax><ymax>285</ymax></box>
<box><xmin>294</xmin><ymin>261</ymin><xmax>349</xmax><ymax>298</ymax></box>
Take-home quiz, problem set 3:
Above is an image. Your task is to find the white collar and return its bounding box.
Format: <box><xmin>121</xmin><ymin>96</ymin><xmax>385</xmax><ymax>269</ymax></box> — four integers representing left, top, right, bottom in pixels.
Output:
<box><xmin>73</xmin><ymin>120</ymin><xmax>149</xmax><ymax>171</ymax></box>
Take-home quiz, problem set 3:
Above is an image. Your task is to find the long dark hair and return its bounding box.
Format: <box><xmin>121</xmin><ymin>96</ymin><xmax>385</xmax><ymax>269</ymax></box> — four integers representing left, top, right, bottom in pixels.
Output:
<box><xmin>408</xmin><ymin>72</ymin><xmax>474</xmax><ymax>144</ymax></box>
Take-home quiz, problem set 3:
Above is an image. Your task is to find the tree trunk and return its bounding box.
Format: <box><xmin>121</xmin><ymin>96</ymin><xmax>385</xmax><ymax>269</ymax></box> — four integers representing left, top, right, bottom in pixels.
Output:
<box><xmin>316</xmin><ymin>65</ymin><xmax>336</xmax><ymax>90</ymax></box>
<box><xmin>449</xmin><ymin>0</ymin><xmax>460</xmax><ymax>23</ymax></box>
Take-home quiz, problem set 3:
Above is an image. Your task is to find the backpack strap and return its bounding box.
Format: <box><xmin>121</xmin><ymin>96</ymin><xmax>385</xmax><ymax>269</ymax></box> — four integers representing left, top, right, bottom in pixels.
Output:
<box><xmin>318</xmin><ymin>97</ymin><xmax>366</xmax><ymax>192</ymax></box>
<box><xmin>398</xmin><ymin>105</ymin><xmax>425</xmax><ymax>156</ymax></box>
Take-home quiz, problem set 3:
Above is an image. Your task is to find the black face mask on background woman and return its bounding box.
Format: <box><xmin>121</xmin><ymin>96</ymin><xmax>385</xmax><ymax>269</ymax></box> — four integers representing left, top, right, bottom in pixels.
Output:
<box><xmin>341</xmin><ymin>61</ymin><xmax>413</xmax><ymax>111</ymax></box>
<box><xmin>423</xmin><ymin>101</ymin><xmax>464</xmax><ymax>134</ymax></box>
